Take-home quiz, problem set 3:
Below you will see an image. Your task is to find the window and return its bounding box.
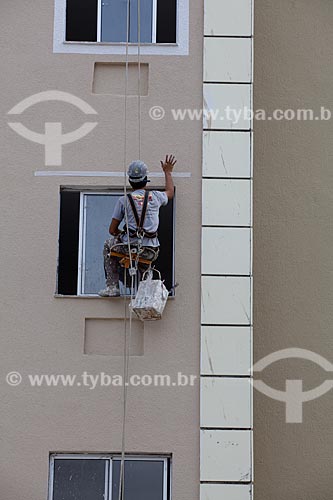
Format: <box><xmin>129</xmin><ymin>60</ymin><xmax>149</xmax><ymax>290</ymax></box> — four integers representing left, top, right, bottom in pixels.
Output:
<box><xmin>54</xmin><ymin>0</ymin><xmax>189</xmax><ymax>56</ymax></box>
<box><xmin>66</xmin><ymin>0</ymin><xmax>177</xmax><ymax>43</ymax></box>
<box><xmin>57</xmin><ymin>188</ymin><xmax>175</xmax><ymax>296</ymax></box>
<box><xmin>49</xmin><ymin>454</ymin><xmax>170</xmax><ymax>500</ymax></box>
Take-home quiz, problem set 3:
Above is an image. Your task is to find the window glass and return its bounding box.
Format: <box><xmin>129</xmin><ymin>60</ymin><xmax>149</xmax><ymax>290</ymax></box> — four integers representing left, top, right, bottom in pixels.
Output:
<box><xmin>101</xmin><ymin>0</ymin><xmax>153</xmax><ymax>43</ymax></box>
<box><xmin>82</xmin><ymin>194</ymin><xmax>120</xmax><ymax>294</ymax></box>
<box><xmin>112</xmin><ymin>459</ymin><xmax>165</xmax><ymax>500</ymax></box>
<box><xmin>101</xmin><ymin>0</ymin><xmax>128</xmax><ymax>43</ymax></box>
<box><xmin>53</xmin><ymin>459</ymin><xmax>107</xmax><ymax>500</ymax></box>
<box><xmin>129</xmin><ymin>0</ymin><xmax>154</xmax><ymax>43</ymax></box>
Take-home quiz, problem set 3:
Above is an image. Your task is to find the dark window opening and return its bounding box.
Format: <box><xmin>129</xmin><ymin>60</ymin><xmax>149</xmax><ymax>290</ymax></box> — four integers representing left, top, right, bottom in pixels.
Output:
<box><xmin>156</xmin><ymin>0</ymin><xmax>177</xmax><ymax>43</ymax></box>
<box><xmin>66</xmin><ymin>0</ymin><xmax>98</xmax><ymax>42</ymax></box>
<box><xmin>58</xmin><ymin>190</ymin><xmax>80</xmax><ymax>295</ymax></box>
<box><xmin>57</xmin><ymin>189</ymin><xmax>175</xmax><ymax>296</ymax></box>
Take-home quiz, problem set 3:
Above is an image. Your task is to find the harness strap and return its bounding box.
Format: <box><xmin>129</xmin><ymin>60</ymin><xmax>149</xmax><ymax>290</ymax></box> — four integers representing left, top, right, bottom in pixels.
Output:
<box><xmin>127</xmin><ymin>192</ymin><xmax>140</xmax><ymax>227</ymax></box>
<box><xmin>140</xmin><ymin>190</ymin><xmax>149</xmax><ymax>229</ymax></box>
<box><xmin>127</xmin><ymin>190</ymin><xmax>157</xmax><ymax>238</ymax></box>
<box><xmin>128</xmin><ymin>228</ymin><xmax>158</xmax><ymax>238</ymax></box>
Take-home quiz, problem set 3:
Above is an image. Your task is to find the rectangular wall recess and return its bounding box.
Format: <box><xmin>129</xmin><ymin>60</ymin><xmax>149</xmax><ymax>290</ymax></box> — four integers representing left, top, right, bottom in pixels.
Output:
<box><xmin>84</xmin><ymin>318</ymin><xmax>144</xmax><ymax>356</ymax></box>
<box><xmin>92</xmin><ymin>63</ymin><xmax>149</xmax><ymax>95</ymax></box>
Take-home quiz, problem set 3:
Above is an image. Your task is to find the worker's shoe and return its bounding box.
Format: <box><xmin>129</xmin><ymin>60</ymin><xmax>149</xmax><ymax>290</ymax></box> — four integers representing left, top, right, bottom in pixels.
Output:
<box><xmin>98</xmin><ymin>285</ymin><xmax>120</xmax><ymax>297</ymax></box>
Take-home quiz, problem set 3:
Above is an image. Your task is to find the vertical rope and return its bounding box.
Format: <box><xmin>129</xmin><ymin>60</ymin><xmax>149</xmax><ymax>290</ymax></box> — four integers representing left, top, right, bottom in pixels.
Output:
<box><xmin>119</xmin><ymin>272</ymin><xmax>135</xmax><ymax>500</ymax></box>
<box><xmin>118</xmin><ymin>0</ymin><xmax>142</xmax><ymax>498</ymax></box>
<box><xmin>119</xmin><ymin>271</ymin><xmax>128</xmax><ymax>500</ymax></box>
<box><xmin>137</xmin><ymin>0</ymin><xmax>141</xmax><ymax>159</ymax></box>
<box><xmin>118</xmin><ymin>1</ymin><xmax>131</xmax><ymax>499</ymax></box>
<box><xmin>123</xmin><ymin>0</ymin><xmax>133</xmax><ymax>268</ymax></box>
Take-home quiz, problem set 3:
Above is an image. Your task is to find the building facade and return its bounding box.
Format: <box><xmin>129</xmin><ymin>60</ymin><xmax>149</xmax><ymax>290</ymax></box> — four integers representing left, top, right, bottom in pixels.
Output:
<box><xmin>1</xmin><ymin>1</ymin><xmax>254</xmax><ymax>499</ymax></box>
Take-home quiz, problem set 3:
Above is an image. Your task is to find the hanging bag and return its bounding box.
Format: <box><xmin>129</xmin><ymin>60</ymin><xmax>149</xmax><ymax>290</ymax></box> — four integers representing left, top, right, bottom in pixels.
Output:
<box><xmin>130</xmin><ymin>268</ymin><xmax>169</xmax><ymax>321</ymax></box>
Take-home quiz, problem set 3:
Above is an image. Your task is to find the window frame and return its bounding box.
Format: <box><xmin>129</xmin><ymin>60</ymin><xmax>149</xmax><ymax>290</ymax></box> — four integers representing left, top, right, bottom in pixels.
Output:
<box><xmin>53</xmin><ymin>0</ymin><xmax>189</xmax><ymax>56</ymax></box>
<box><xmin>57</xmin><ymin>187</ymin><xmax>176</xmax><ymax>297</ymax></box>
<box><xmin>48</xmin><ymin>453</ymin><xmax>170</xmax><ymax>500</ymax></box>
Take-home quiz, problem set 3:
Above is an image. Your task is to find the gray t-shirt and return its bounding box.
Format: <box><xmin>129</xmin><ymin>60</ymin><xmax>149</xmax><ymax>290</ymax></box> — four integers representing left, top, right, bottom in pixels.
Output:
<box><xmin>112</xmin><ymin>189</ymin><xmax>168</xmax><ymax>247</ymax></box>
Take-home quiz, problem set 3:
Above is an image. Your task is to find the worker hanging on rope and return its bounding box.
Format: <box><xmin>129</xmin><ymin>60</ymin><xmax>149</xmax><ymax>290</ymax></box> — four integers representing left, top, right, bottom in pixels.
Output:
<box><xmin>99</xmin><ymin>155</ymin><xmax>177</xmax><ymax>297</ymax></box>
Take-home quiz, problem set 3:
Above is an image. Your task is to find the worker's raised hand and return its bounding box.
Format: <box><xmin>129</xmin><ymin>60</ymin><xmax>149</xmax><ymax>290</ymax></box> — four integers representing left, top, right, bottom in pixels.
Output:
<box><xmin>160</xmin><ymin>154</ymin><xmax>177</xmax><ymax>173</ymax></box>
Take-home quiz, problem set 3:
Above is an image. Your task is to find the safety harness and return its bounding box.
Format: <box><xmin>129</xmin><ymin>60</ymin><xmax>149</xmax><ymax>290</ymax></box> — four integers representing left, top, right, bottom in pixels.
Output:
<box><xmin>126</xmin><ymin>190</ymin><xmax>158</xmax><ymax>239</ymax></box>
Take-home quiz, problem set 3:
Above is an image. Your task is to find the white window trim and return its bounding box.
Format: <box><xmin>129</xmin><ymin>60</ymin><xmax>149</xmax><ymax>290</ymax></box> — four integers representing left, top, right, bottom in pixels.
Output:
<box><xmin>77</xmin><ymin>191</ymin><xmax>86</xmax><ymax>296</ymax></box>
<box><xmin>96</xmin><ymin>0</ymin><xmax>102</xmax><ymax>43</ymax></box>
<box><xmin>151</xmin><ymin>0</ymin><xmax>158</xmax><ymax>44</ymax></box>
<box><xmin>48</xmin><ymin>454</ymin><xmax>170</xmax><ymax>500</ymax></box>
<box><xmin>53</xmin><ymin>0</ymin><xmax>189</xmax><ymax>55</ymax></box>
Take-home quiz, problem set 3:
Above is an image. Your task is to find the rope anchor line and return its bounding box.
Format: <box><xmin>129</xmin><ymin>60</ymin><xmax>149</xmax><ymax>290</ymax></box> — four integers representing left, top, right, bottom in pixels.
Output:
<box><xmin>118</xmin><ymin>1</ymin><xmax>142</xmax><ymax>500</ymax></box>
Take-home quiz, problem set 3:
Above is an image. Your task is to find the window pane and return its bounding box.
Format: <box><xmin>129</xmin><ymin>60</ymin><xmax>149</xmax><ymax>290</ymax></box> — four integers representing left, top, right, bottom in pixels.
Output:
<box><xmin>82</xmin><ymin>194</ymin><xmax>120</xmax><ymax>294</ymax></box>
<box><xmin>112</xmin><ymin>459</ymin><xmax>165</xmax><ymax>500</ymax></box>
<box><xmin>129</xmin><ymin>0</ymin><xmax>153</xmax><ymax>43</ymax></box>
<box><xmin>101</xmin><ymin>0</ymin><xmax>153</xmax><ymax>42</ymax></box>
<box><xmin>156</xmin><ymin>0</ymin><xmax>176</xmax><ymax>43</ymax></box>
<box><xmin>52</xmin><ymin>459</ymin><xmax>107</xmax><ymax>500</ymax></box>
<box><xmin>58</xmin><ymin>191</ymin><xmax>80</xmax><ymax>295</ymax></box>
<box><xmin>101</xmin><ymin>0</ymin><xmax>128</xmax><ymax>42</ymax></box>
<box><xmin>66</xmin><ymin>0</ymin><xmax>98</xmax><ymax>41</ymax></box>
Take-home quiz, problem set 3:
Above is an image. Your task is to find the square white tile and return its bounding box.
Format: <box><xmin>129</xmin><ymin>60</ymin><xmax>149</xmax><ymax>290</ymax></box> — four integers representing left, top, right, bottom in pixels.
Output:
<box><xmin>204</xmin><ymin>84</ymin><xmax>252</xmax><ymax>130</ymax></box>
<box><xmin>201</xmin><ymin>326</ymin><xmax>252</xmax><ymax>375</ymax></box>
<box><xmin>203</xmin><ymin>131</ymin><xmax>252</xmax><ymax>178</ymax></box>
<box><xmin>204</xmin><ymin>0</ymin><xmax>252</xmax><ymax>36</ymax></box>
<box><xmin>201</xmin><ymin>483</ymin><xmax>252</xmax><ymax>500</ymax></box>
<box><xmin>201</xmin><ymin>377</ymin><xmax>252</xmax><ymax>428</ymax></box>
<box><xmin>204</xmin><ymin>38</ymin><xmax>252</xmax><ymax>83</ymax></box>
<box><xmin>201</xmin><ymin>429</ymin><xmax>252</xmax><ymax>481</ymax></box>
<box><xmin>202</xmin><ymin>227</ymin><xmax>251</xmax><ymax>275</ymax></box>
<box><xmin>201</xmin><ymin>276</ymin><xmax>251</xmax><ymax>325</ymax></box>
<box><xmin>202</xmin><ymin>179</ymin><xmax>252</xmax><ymax>226</ymax></box>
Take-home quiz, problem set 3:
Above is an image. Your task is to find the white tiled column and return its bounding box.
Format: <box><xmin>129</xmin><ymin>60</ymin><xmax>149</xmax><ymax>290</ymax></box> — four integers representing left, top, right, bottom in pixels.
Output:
<box><xmin>201</xmin><ymin>1</ymin><xmax>254</xmax><ymax>499</ymax></box>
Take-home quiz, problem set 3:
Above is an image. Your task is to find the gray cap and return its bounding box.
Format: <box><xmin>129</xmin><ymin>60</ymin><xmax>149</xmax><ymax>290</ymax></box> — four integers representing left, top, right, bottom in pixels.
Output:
<box><xmin>127</xmin><ymin>160</ymin><xmax>148</xmax><ymax>183</ymax></box>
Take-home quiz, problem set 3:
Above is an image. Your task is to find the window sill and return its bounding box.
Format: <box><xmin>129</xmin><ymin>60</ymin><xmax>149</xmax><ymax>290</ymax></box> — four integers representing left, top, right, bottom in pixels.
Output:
<box><xmin>55</xmin><ymin>294</ymin><xmax>106</xmax><ymax>299</ymax></box>
<box><xmin>54</xmin><ymin>40</ymin><xmax>186</xmax><ymax>56</ymax></box>
<box><xmin>64</xmin><ymin>41</ymin><xmax>178</xmax><ymax>47</ymax></box>
<box><xmin>54</xmin><ymin>294</ymin><xmax>175</xmax><ymax>299</ymax></box>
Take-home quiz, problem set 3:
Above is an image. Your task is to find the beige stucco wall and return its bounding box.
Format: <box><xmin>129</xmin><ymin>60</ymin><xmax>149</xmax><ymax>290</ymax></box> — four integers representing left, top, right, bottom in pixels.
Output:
<box><xmin>5</xmin><ymin>0</ymin><xmax>333</xmax><ymax>497</ymax></box>
<box><xmin>254</xmin><ymin>1</ymin><xmax>333</xmax><ymax>498</ymax></box>
<box><xmin>0</xmin><ymin>1</ymin><xmax>203</xmax><ymax>499</ymax></box>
